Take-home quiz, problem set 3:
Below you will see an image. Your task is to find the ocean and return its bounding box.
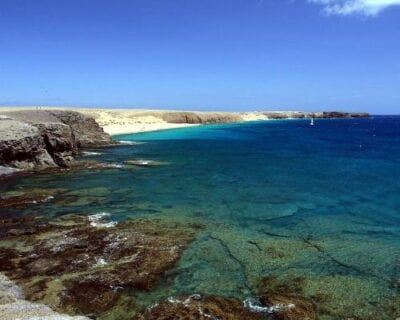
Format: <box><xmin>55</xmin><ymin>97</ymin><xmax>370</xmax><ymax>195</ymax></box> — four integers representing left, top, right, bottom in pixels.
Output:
<box><xmin>2</xmin><ymin>116</ymin><xmax>399</xmax><ymax>319</ymax></box>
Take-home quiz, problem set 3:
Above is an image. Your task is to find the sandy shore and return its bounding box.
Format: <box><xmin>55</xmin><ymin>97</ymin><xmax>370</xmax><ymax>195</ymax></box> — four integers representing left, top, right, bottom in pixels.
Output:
<box><xmin>103</xmin><ymin>122</ymin><xmax>199</xmax><ymax>135</ymax></box>
<box><xmin>0</xmin><ymin>107</ymin><xmax>260</xmax><ymax>136</ymax></box>
<box><xmin>0</xmin><ymin>107</ymin><xmax>368</xmax><ymax>136</ymax></box>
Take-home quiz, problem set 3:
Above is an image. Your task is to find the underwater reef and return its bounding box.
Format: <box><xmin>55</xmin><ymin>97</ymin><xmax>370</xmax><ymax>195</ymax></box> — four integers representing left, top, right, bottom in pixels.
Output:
<box><xmin>0</xmin><ymin>207</ymin><xmax>200</xmax><ymax>319</ymax></box>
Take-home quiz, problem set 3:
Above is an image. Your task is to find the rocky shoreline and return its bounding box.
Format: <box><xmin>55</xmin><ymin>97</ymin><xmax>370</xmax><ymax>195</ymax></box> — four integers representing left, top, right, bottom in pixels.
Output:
<box><xmin>160</xmin><ymin>110</ymin><xmax>370</xmax><ymax>123</ymax></box>
<box><xmin>0</xmin><ymin>110</ymin><xmax>112</xmax><ymax>174</ymax></box>
<box><xmin>0</xmin><ymin>204</ymin><xmax>318</xmax><ymax>320</ymax></box>
<box><xmin>0</xmin><ymin>109</ymin><xmax>369</xmax><ymax>174</ymax></box>
<box><xmin>1</xmin><ymin>108</ymin><xmax>380</xmax><ymax>320</ymax></box>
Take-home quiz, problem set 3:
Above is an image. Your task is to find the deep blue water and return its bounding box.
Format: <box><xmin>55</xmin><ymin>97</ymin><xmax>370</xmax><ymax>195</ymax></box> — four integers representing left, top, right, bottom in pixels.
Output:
<box><xmin>3</xmin><ymin>116</ymin><xmax>400</xmax><ymax>318</ymax></box>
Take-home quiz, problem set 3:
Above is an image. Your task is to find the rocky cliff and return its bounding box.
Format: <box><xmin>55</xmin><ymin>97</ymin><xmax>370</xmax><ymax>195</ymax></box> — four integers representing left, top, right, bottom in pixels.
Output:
<box><xmin>161</xmin><ymin>112</ymin><xmax>243</xmax><ymax>124</ymax></box>
<box><xmin>163</xmin><ymin>111</ymin><xmax>369</xmax><ymax>123</ymax></box>
<box><xmin>0</xmin><ymin>110</ymin><xmax>111</xmax><ymax>171</ymax></box>
<box><xmin>262</xmin><ymin>111</ymin><xmax>369</xmax><ymax>120</ymax></box>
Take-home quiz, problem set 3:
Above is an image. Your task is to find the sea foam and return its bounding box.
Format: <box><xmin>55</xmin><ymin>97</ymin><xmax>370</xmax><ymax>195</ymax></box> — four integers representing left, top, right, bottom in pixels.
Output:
<box><xmin>88</xmin><ymin>212</ymin><xmax>117</xmax><ymax>228</ymax></box>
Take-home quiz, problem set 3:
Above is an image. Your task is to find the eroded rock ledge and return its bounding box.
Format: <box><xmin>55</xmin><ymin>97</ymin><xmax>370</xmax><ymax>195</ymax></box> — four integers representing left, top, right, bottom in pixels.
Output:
<box><xmin>0</xmin><ymin>110</ymin><xmax>111</xmax><ymax>171</ymax></box>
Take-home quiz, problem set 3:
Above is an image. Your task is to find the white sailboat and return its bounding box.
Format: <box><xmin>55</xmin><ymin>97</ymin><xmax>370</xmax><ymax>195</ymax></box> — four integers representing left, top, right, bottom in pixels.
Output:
<box><xmin>310</xmin><ymin>118</ymin><xmax>314</xmax><ymax>126</ymax></box>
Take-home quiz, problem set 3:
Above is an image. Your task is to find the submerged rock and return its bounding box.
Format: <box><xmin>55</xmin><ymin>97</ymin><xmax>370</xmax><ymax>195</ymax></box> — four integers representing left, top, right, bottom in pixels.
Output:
<box><xmin>0</xmin><ymin>188</ymin><xmax>63</xmax><ymax>209</ymax></box>
<box><xmin>0</xmin><ymin>213</ymin><xmax>198</xmax><ymax>318</ymax></box>
<box><xmin>138</xmin><ymin>294</ymin><xmax>263</xmax><ymax>320</ymax></box>
<box><xmin>0</xmin><ymin>273</ymin><xmax>89</xmax><ymax>320</ymax></box>
<box><xmin>256</xmin><ymin>276</ymin><xmax>317</xmax><ymax>320</ymax></box>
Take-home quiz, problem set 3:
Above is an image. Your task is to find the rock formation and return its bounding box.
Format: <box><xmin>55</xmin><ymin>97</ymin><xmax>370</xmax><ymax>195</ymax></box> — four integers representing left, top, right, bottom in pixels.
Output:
<box><xmin>160</xmin><ymin>110</ymin><xmax>369</xmax><ymax>123</ymax></box>
<box><xmin>0</xmin><ymin>273</ymin><xmax>89</xmax><ymax>320</ymax></box>
<box><xmin>0</xmin><ymin>108</ymin><xmax>370</xmax><ymax>174</ymax></box>
<box><xmin>0</xmin><ymin>212</ymin><xmax>198</xmax><ymax>319</ymax></box>
<box><xmin>161</xmin><ymin>112</ymin><xmax>243</xmax><ymax>124</ymax></box>
<box><xmin>0</xmin><ymin>110</ymin><xmax>112</xmax><ymax>172</ymax></box>
<box><xmin>262</xmin><ymin>111</ymin><xmax>369</xmax><ymax>120</ymax></box>
<box><xmin>137</xmin><ymin>295</ymin><xmax>264</xmax><ymax>320</ymax></box>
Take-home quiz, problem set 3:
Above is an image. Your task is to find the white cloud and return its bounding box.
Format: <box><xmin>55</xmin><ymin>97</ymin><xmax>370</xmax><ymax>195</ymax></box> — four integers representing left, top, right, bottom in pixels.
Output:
<box><xmin>309</xmin><ymin>0</ymin><xmax>400</xmax><ymax>16</ymax></box>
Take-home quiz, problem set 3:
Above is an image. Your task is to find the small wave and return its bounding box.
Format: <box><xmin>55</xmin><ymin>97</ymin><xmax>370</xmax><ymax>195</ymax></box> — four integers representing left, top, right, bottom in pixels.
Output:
<box><xmin>90</xmin><ymin>220</ymin><xmax>117</xmax><ymax>228</ymax></box>
<box><xmin>118</xmin><ymin>140</ymin><xmax>143</xmax><ymax>145</ymax></box>
<box><xmin>243</xmin><ymin>298</ymin><xmax>295</xmax><ymax>314</ymax></box>
<box><xmin>88</xmin><ymin>212</ymin><xmax>110</xmax><ymax>221</ymax></box>
<box><xmin>167</xmin><ymin>294</ymin><xmax>202</xmax><ymax>307</ymax></box>
<box><xmin>94</xmin><ymin>257</ymin><xmax>108</xmax><ymax>267</ymax></box>
<box><xmin>164</xmin><ymin>295</ymin><xmax>216</xmax><ymax>319</ymax></box>
<box><xmin>107</xmin><ymin>163</ymin><xmax>124</xmax><ymax>169</ymax></box>
<box><xmin>82</xmin><ymin>151</ymin><xmax>102</xmax><ymax>156</ymax></box>
<box><xmin>88</xmin><ymin>212</ymin><xmax>117</xmax><ymax>228</ymax></box>
<box><xmin>31</xmin><ymin>195</ymin><xmax>54</xmax><ymax>204</ymax></box>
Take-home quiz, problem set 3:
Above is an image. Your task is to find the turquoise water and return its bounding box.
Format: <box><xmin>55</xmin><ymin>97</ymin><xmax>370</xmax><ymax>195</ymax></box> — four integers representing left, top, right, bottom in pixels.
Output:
<box><xmin>2</xmin><ymin>117</ymin><xmax>400</xmax><ymax>318</ymax></box>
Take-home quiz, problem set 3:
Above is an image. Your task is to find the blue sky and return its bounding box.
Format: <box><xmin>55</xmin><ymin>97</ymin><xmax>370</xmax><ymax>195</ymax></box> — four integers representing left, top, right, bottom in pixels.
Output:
<box><xmin>0</xmin><ymin>0</ymin><xmax>399</xmax><ymax>113</ymax></box>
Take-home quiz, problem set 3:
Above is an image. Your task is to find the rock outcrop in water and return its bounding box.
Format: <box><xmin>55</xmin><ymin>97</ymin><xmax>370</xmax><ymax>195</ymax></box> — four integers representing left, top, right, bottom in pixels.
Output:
<box><xmin>138</xmin><ymin>295</ymin><xmax>264</xmax><ymax>320</ymax></box>
<box><xmin>0</xmin><ymin>110</ymin><xmax>111</xmax><ymax>172</ymax></box>
<box><xmin>0</xmin><ymin>212</ymin><xmax>198</xmax><ymax>318</ymax></box>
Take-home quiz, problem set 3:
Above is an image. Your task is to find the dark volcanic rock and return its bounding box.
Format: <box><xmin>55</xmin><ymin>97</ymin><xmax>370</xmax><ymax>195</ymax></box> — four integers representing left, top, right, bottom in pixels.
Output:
<box><xmin>137</xmin><ymin>275</ymin><xmax>319</xmax><ymax>320</ymax></box>
<box><xmin>256</xmin><ymin>276</ymin><xmax>317</xmax><ymax>320</ymax></box>
<box><xmin>263</xmin><ymin>111</ymin><xmax>369</xmax><ymax>120</ymax></box>
<box><xmin>263</xmin><ymin>111</ymin><xmax>313</xmax><ymax>119</ymax></box>
<box><xmin>313</xmin><ymin>111</ymin><xmax>369</xmax><ymax>119</ymax></box>
<box><xmin>0</xmin><ymin>120</ymin><xmax>56</xmax><ymax>170</ymax></box>
<box><xmin>35</xmin><ymin>122</ymin><xmax>77</xmax><ymax>167</ymax></box>
<box><xmin>138</xmin><ymin>295</ymin><xmax>263</xmax><ymax>320</ymax></box>
<box><xmin>0</xmin><ymin>213</ymin><xmax>198</xmax><ymax>317</ymax></box>
<box><xmin>0</xmin><ymin>110</ymin><xmax>112</xmax><ymax>171</ymax></box>
<box><xmin>48</xmin><ymin>110</ymin><xmax>111</xmax><ymax>147</ymax></box>
<box><xmin>0</xmin><ymin>188</ymin><xmax>61</xmax><ymax>209</ymax></box>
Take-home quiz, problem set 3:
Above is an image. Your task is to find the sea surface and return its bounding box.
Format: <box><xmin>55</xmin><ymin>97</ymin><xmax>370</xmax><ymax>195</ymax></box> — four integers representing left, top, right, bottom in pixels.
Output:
<box><xmin>2</xmin><ymin>116</ymin><xmax>400</xmax><ymax>319</ymax></box>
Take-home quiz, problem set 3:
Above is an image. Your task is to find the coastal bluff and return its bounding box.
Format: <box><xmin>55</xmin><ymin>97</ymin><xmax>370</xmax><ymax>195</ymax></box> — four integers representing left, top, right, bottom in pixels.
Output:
<box><xmin>0</xmin><ymin>107</ymin><xmax>369</xmax><ymax>173</ymax></box>
<box><xmin>0</xmin><ymin>110</ymin><xmax>111</xmax><ymax>172</ymax></box>
<box><xmin>72</xmin><ymin>108</ymin><xmax>369</xmax><ymax>135</ymax></box>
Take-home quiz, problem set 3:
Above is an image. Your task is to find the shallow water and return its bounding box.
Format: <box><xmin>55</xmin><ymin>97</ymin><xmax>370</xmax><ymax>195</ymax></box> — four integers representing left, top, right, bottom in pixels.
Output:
<box><xmin>2</xmin><ymin>117</ymin><xmax>400</xmax><ymax>319</ymax></box>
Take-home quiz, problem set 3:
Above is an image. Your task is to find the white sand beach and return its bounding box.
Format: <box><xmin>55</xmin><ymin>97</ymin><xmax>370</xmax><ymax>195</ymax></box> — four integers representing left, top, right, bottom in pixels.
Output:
<box><xmin>0</xmin><ymin>107</ymin><xmax>257</xmax><ymax>135</ymax></box>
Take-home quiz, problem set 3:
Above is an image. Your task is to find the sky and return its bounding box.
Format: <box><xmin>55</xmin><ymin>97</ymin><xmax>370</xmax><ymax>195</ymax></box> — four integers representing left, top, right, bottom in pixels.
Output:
<box><xmin>0</xmin><ymin>0</ymin><xmax>399</xmax><ymax>113</ymax></box>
